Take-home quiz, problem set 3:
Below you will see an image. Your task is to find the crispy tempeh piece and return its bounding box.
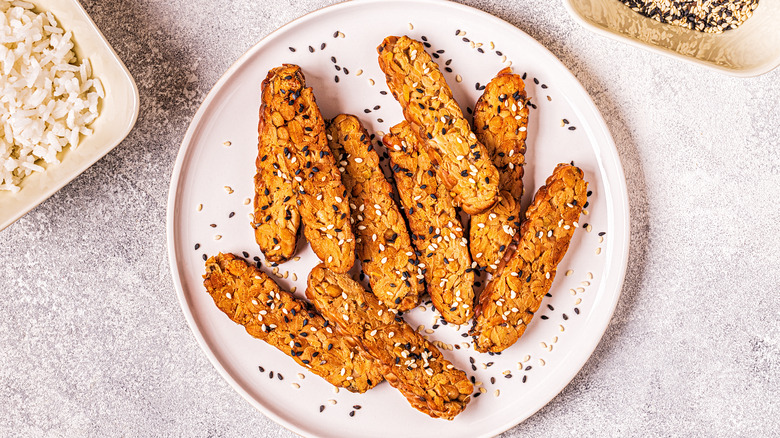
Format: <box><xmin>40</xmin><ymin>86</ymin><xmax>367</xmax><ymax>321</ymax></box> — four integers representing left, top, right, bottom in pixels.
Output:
<box><xmin>306</xmin><ymin>264</ymin><xmax>473</xmax><ymax>420</ymax></box>
<box><xmin>254</xmin><ymin>84</ymin><xmax>301</xmax><ymax>263</ymax></box>
<box><xmin>377</xmin><ymin>35</ymin><xmax>499</xmax><ymax>215</ymax></box>
<box><xmin>326</xmin><ymin>114</ymin><xmax>422</xmax><ymax>311</ymax></box>
<box><xmin>469</xmin><ymin>68</ymin><xmax>529</xmax><ymax>273</ymax></box>
<box><xmin>203</xmin><ymin>253</ymin><xmax>383</xmax><ymax>392</ymax></box>
<box><xmin>384</xmin><ymin>122</ymin><xmax>474</xmax><ymax>325</ymax></box>
<box><xmin>260</xmin><ymin>64</ymin><xmax>355</xmax><ymax>273</ymax></box>
<box><xmin>470</xmin><ymin>164</ymin><xmax>587</xmax><ymax>353</ymax></box>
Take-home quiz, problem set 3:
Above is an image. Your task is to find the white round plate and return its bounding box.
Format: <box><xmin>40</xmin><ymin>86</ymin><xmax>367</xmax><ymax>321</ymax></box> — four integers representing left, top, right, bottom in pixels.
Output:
<box><xmin>167</xmin><ymin>1</ymin><xmax>630</xmax><ymax>437</ymax></box>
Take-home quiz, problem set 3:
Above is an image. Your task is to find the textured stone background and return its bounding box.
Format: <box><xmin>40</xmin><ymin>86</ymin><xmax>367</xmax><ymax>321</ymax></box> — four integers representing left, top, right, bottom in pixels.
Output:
<box><xmin>1</xmin><ymin>0</ymin><xmax>778</xmax><ymax>436</ymax></box>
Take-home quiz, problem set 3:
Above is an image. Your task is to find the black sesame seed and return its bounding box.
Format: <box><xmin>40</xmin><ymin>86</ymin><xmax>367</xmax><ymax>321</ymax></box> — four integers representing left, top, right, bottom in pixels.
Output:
<box><xmin>308</xmin><ymin>46</ymin><xmax>314</xmax><ymax>53</ymax></box>
<box><xmin>194</xmin><ymin>243</ymin><xmax>200</xmax><ymax>250</ymax></box>
<box><xmin>563</xmin><ymin>314</ymin><xmax>569</xmax><ymax>320</ymax></box>
<box><xmin>522</xmin><ymin>375</ymin><xmax>527</xmax><ymax>383</ymax></box>
<box><xmin>320</xmin><ymin>405</ymin><xmax>325</xmax><ymax>412</ymax></box>
<box><xmin>574</xmin><ymin>307</ymin><xmax>580</xmax><ymax>314</ymax></box>
<box><xmin>349</xmin><ymin>411</ymin><xmax>355</xmax><ymax>417</ymax></box>
<box><xmin>321</xmin><ymin>43</ymin><xmax>326</xmax><ymax>50</ymax></box>
<box><xmin>258</xmin><ymin>366</ymin><xmax>265</xmax><ymax>372</ymax></box>
<box><xmin>540</xmin><ymin>315</ymin><xmax>549</xmax><ymax>320</ymax></box>
<box><xmin>269</xmin><ymin>371</ymin><xmax>274</xmax><ymax>379</ymax></box>
<box><xmin>202</xmin><ymin>254</ymin><xmax>207</xmax><ymax>261</ymax></box>
<box><xmin>289</xmin><ymin>47</ymin><xmax>296</xmax><ymax>52</ymax></box>
<box><xmin>334</xmin><ymin>75</ymin><xmax>339</xmax><ymax>83</ymax></box>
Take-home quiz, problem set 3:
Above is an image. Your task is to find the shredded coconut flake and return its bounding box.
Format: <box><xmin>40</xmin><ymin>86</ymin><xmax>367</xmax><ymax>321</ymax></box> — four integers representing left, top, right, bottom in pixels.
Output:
<box><xmin>0</xmin><ymin>2</ymin><xmax>101</xmax><ymax>192</ymax></box>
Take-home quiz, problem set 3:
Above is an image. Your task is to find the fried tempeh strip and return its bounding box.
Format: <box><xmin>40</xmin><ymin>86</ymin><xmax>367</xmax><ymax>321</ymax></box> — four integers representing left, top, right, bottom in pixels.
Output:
<box><xmin>260</xmin><ymin>64</ymin><xmax>355</xmax><ymax>273</ymax></box>
<box><xmin>254</xmin><ymin>83</ymin><xmax>301</xmax><ymax>262</ymax></box>
<box><xmin>469</xmin><ymin>68</ymin><xmax>529</xmax><ymax>273</ymax></box>
<box><xmin>203</xmin><ymin>253</ymin><xmax>383</xmax><ymax>392</ymax></box>
<box><xmin>326</xmin><ymin>114</ymin><xmax>422</xmax><ymax>311</ymax></box>
<box><xmin>377</xmin><ymin>35</ymin><xmax>499</xmax><ymax>215</ymax></box>
<box><xmin>470</xmin><ymin>164</ymin><xmax>587</xmax><ymax>353</ymax></box>
<box><xmin>306</xmin><ymin>264</ymin><xmax>473</xmax><ymax>420</ymax></box>
<box><xmin>384</xmin><ymin>122</ymin><xmax>474</xmax><ymax>325</ymax></box>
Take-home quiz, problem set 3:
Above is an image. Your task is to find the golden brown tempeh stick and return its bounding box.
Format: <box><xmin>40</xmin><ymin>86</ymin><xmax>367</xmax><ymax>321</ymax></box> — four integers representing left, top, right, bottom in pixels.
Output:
<box><xmin>259</xmin><ymin>64</ymin><xmax>355</xmax><ymax>273</ymax></box>
<box><xmin>326</xmin><ymin>114</ymin><xmax>422</xmax><ymax>311</ymax></box>
<box><xmin>203</xmin><ymin>253</ymin><xmax>383</xmax><ymax>392</ymax></box>
<box><xmin>306</xmin><ymin>264</ymin><xmax>473</xmax><ymax>420</ymax></box>
<box><xmin>377</xmin><ymin>35</ymin><xmax>499</xmax><ymax>215</ymax></box>
<box><xmin>470</xmin><ymin>68</ymin><xmax>529</xmax><ymax>273</ymax></box>
<box><xmin>254</xmin><ymin>77</ymin><xmax>300</xmax><ymax>262</ymax></box>
<box><xmin>384</xmin><ymin>121</ymin><xmax>475</xmax><ymax>325</ymax></box>
<box><xmin>470</xmin><ymin>164</ymin><xmax>587</xmax><ymax>353</ymax></box>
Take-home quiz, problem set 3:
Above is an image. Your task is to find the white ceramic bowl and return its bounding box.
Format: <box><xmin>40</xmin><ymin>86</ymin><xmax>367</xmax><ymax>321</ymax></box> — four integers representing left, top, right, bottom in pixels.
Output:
<box><xmin>0</xmin><ymin>0</ymin><xmax>139</xmax><ymax>231</ymax></box>
<box><xmin>563</xmin><ymin>0</ymin><xmax>780</xmax><ymax>76</ymax></box>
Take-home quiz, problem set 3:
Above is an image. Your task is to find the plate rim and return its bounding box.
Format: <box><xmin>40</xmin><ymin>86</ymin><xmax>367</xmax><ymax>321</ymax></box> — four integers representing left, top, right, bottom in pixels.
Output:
<box><xmin>166</xmin><ymin>0</ymin><xmax>631</xmax><ymax>436</ymax></box>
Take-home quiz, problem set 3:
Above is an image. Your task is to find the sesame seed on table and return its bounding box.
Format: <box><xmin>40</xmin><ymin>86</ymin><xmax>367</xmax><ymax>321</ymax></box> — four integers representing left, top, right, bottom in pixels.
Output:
<box><xmin>0</xmin><ymin>0</ymin><xmax>778</xmax><ymax>437</ymax></box>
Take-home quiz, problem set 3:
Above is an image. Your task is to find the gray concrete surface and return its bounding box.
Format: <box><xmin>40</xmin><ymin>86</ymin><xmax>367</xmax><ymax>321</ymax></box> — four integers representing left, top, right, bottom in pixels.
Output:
<box><xmin>1</xmin><ymin>0</ymin><xmax>778</xmax><ymax>436</ymax></box>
